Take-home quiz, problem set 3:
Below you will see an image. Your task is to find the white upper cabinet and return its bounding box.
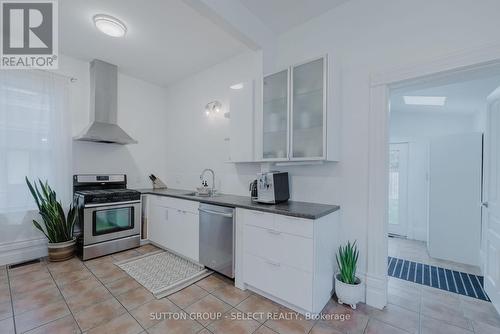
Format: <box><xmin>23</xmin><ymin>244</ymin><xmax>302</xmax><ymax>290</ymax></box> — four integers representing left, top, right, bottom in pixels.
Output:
<box><xmin>291</xmin><ymin>58</ymin><xmax>326</xmax><ymax>160</ymax></box>
<box><xmin>259</xmin><ymin>56</ymin><xmax>337</xmax><ymax>162</ymax></box>
<box><xmin>263</xmin><ymin>70</ymin><xmax>289</xmax><ymax>160</ymax></box>
<box><xmin>229</xmin><ymin>55</ymin><xmax>339</xmax><ymax>163</ymax></box>
<box><xmin>228</xmin><ymin>80</ymin><xmax>255</xmax><ymax>162</ymax></box>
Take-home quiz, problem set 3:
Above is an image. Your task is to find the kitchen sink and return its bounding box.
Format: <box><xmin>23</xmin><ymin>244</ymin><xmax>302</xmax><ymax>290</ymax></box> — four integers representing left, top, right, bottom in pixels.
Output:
<box><xmin>183</xmin><ymin>191</ymin><xmax>218</xmax><ymax>197</ymax></box>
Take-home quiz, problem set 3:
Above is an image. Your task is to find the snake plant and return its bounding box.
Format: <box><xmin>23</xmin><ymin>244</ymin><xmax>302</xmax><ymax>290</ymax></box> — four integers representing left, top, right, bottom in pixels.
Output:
<box><xmin>336</xmin><ymin>241</ymin><xmax>359</xmax><ymax>284</ymax></box>
<box><xmin>26</xmin><ymin>177</ymin><xmax>77</xmax><ymax>243</ymax></box>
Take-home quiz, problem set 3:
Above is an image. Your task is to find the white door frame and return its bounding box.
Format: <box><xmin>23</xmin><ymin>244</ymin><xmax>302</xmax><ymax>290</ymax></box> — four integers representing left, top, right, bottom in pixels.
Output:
<box><xmin>388</xmin><ymin>142</ymin><xmax>409</xmax><ymax>237</ymax></box>
<box><xmin>366</xmin><ymin>42</ymin><xmax>500</xmax><ymax>309</ymax></box>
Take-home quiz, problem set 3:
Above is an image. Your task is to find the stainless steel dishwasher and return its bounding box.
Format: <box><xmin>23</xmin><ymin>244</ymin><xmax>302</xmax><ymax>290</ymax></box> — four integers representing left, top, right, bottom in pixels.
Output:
<box><xmin>198</xmin><ymin>203</ymin><xmax>235</xmax><ymax>278</ymax></box>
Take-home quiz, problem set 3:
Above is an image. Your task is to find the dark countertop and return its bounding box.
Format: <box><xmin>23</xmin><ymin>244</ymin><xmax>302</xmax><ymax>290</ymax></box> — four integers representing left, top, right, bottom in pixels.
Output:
<box><xmin>137</xmin><ymin>188</ymin><xmax>340</xmax><ymax>220</ymax></box>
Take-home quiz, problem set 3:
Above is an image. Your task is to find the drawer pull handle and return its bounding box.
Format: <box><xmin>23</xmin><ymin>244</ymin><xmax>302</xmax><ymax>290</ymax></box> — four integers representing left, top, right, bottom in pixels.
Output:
<box><xmin>267</xmin><ymin>229</ymin><xmax>281</xmax><ymax>235</ymax></box>
<box><xmin>266</xmin><ymin>260</ymin><xmax>281</xmax><ymax>267</ymax></box>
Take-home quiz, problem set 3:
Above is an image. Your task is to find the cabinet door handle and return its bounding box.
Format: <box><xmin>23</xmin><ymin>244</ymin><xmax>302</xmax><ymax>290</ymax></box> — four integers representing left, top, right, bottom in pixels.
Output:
<box><xmin>267</xmin><ymin>229</ymin><xmax>281</xmax><ymax>235</ymax></box>
<box><xmin>266</xmin><ymin>260</ymin><xmax>281</xmax><ymax>267</ymax></box>
<box><xmin>165</xmin><ymin>210</ymin><xmax>168</xmax><ymax>220</ymax></box>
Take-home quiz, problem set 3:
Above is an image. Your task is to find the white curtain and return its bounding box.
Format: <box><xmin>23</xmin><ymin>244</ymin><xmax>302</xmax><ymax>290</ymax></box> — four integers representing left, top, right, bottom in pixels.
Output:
<box><xmin>0</xmin><ymin>70</ymin><xmax>72</xmax><ymax>244</ymax></box>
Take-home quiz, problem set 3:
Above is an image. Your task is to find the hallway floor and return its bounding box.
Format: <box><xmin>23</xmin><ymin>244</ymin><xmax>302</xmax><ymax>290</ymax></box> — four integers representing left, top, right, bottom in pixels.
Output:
<box><xmin>1</xmin><ymin>243</ymin><xmax>499</xmax><ymax>333</ymax></box>
<box><xmin>388</xmin><ymin>237</ymin><xmax>482</xmax><ymax>275</ymax></box>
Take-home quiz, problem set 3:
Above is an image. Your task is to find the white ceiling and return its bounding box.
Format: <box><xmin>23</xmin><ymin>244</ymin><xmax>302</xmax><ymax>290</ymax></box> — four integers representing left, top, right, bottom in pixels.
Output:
<box><xmin>239</xmin><ymin>0</ymin><xmax>350</xmax><ymax>34</ymax></box>
<box><xmin>391</xmin><ymin>74</ymin><xmax>500</xmax><ymax>114</ymax></box>
<box><xmin>59</xmin><ymin>0</ymin><xmax>248</xmax><ymax>87</ymax></box>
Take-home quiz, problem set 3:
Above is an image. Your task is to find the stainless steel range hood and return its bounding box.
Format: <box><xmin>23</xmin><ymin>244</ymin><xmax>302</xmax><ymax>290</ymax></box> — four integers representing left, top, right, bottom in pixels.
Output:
<box><xmin>74</xmin><ymin>59</ymin><xmax>137</xmax><ymax>145</ymax></box>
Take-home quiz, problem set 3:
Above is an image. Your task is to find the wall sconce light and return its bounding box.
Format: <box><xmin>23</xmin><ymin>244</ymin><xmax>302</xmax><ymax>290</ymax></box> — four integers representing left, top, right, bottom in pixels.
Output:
<box><xmin>205</xmin><ymin>101</ymin><xmax>222</xmax><ymax>116</ymax></box>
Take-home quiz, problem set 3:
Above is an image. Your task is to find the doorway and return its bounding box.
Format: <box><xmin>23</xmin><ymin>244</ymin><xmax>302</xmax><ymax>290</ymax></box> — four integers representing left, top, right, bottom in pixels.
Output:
<box><xmin>384</xmin><ymin>63</ymin><xmax>500</xmax><ymax>315</ymax></box>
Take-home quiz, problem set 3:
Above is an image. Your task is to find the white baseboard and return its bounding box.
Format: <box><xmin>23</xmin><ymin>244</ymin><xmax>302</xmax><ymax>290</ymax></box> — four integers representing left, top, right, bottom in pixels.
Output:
<box><xmin>0</xmin><ymin>238</ymin><xmax>48</xmax><ymax>266</ymax></box>
<box><xmin>364</xmin><ymin>272</ymin><xmax>387</xmax><ymax>309</ymax></box>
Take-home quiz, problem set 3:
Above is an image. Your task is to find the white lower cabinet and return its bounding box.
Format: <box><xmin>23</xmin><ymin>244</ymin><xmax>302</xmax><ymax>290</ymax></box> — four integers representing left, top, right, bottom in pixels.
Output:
<box><xmin>237</xmin><ymin>208</ymin><xmax>340</xmax><ymax>314</ymax></box>
<box><xmin>148</xmin><ymin>204</ymin><xmax>170</xmax><ymax>247</ymax></box>
<box><xmin>147</xmin><ymin>195</ymin><xmax>199</xmax><ymax>262</ymax></box>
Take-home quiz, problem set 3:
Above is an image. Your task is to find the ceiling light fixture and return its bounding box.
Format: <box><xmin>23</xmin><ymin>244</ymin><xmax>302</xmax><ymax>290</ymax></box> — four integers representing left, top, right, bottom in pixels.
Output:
<box><xmin>230</xmin><ymin>83</ymin><xmax>244</xmax><ymax>90</ymax></box>
<box><xmin>403</xmin><ymin>96</ymin><xmax>447</xmax><ymax>106</ymax></box>
<box><xmin>93</xmin><ymin>14</ymin><xmax>127</xmax><ymax>37</ymax></box>
<box><xmin>205</xmin><ymin>101</ymin><xmax>222</xmax><ymax>116</ymax></box>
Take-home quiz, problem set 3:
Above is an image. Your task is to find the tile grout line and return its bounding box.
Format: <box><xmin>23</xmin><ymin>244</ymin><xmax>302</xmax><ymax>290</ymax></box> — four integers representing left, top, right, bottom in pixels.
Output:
<box><xmin>306</xmin><ymin>318</ymin><xmax>319</xmax><ymax>334</ymax></box>
<box><xmin>46</xmin><ymin>262</ymin><xmax>84</xmax><ymax>334</ymax></box>
<box><xmin>81</xmin><ymin>256</ymin><xmax>148</xmax><ymax>332</ymax></box>
<box><xmin>10</xmin><ymin>259</ymin><xmax>76</xmax><ymax>334</ymax></box>
<box><xmin>176</xmin><ymin>277</ymin><xmax>256</xmax><ymax>332</ymax></box>
<box><xmin>163</xmin><ymin>293</ymin><xmax>207</xmax><ymax>330</ymax></box>
<box><xmin>6</xmin><ymin>266</ymin><xmax>17</xmax><ymax>334</ymax></box>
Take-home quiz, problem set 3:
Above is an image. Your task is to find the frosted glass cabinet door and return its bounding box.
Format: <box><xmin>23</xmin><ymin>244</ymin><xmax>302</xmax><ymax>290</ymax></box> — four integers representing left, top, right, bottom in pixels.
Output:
<box><xmin>263</xmin><ymin>70</ymin><xmax>288</xmax><ymax>160</ymax></box>
<box><xmin>291</xmin><ymin>58</ymin><xmax>325</xmax><ymax>159</ymax></box>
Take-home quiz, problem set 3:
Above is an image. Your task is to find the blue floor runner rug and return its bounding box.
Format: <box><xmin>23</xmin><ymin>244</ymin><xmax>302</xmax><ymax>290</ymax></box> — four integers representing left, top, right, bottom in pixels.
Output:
<box><xmin>388</xmin><ymin>256</ymin><xmax>490</xmax><ymax>302</ymax></box>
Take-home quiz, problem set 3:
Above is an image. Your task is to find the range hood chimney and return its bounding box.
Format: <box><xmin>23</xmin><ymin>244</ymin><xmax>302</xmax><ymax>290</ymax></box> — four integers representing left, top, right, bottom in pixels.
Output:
<box><xmin>74</xmin><ymin>59</ymin><xmax>137</xmax><ymax>145</ymax></box>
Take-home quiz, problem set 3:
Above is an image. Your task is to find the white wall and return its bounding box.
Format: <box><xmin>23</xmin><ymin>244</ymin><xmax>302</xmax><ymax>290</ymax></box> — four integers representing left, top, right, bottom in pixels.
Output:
<box><xmin>389</xmin><ymin>111</ymin><xmax>478</xmax><ymax>241</ymax></box>
<box><xmin>55</xmin><ymin>55</ymin><xmax>169</xmax><ymax>189</ymax></box>
<box><xmin>163</xmin><ymin>51</ymin><xmax>263</xmax><ymax>195</ymax></box>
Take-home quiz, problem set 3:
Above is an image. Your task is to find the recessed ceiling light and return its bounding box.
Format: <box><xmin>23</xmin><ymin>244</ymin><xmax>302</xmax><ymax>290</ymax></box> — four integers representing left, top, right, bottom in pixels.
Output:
<box><xmin>230</xmin><ymin>83</ymin><xmax>244</xmax><ymax>90</ymax></box>
<box><xmin>403</xmin><ymin>96</ymin><xmax>447</xmax><ymax>106</ymax></box>
<box><xmin>93</xmin><ymin>14</ymin><xmax>127</xmax><ymax>37</ymax></box>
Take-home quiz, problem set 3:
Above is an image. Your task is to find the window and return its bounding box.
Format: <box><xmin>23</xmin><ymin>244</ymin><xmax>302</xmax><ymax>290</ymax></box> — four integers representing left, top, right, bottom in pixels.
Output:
<box><xmin>0</xmin><ymin>71</ymin><xmax>72</xmax><ymax>214</ymax></box>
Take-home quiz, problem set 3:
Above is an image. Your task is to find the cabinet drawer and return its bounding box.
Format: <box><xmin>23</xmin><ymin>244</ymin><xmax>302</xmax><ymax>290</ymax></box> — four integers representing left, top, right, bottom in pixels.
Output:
<box><xmin>242</xmin><ymin>209</ymin><xmax>275</xmax><ymax>230</ymax></box>
<box><xmin>273</xmin><ymin>261</ymin><xmax>313</xmax><ymax>311</ymax></box>
<box><xmin>243</xmin><ymin>252</ymin><xmax>312</xmax><ymax>311</ymax></box>
<box><xmin>275</xmin><ymin>214</ymin><xmax>313</xmax><ymax>238</ymax></box>
<box><xmin>150</xmin><ymin>195</ymin><xmax>199</xmax><ymax>214</ymax></box>
<box><xmin>243</xmin><ymin>225</ymin><xmax>313</xmax><ymax>272</ymax></box>
<box><xmin>243</xmin><ymin>253</ymin><xmax>280</xmax><ymax>296</ymax></box>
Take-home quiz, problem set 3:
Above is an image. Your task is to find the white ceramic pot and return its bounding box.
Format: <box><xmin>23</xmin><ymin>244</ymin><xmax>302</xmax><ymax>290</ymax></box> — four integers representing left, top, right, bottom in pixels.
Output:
<box><xmin>334</xmin><ymin>273</ymin><xmax>364</xmax><ymax>309</ymax></box>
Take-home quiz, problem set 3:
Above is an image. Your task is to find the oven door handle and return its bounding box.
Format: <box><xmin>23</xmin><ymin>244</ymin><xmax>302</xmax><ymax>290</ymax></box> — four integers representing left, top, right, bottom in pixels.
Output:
<box><xmin>84</xmin><ymin>200</ymin><xmax>141</xmax><ymax>208</ymax></box>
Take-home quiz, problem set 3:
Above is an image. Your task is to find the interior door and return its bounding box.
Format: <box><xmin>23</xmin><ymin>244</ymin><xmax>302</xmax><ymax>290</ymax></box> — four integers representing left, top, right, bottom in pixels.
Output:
<box><xmin>388</xmin><ymin>143</ymin><xmax>409</xmax><ymax>237</ymax></box>
<box><xmin>428</xmin><ymin>133</ymin><xmax>482</xmax><ymax>266</ymax></box>
<box><xmin>484</xmin><ymin>87</ymin><xmax>500</xmax><ymax>312</ymax></box>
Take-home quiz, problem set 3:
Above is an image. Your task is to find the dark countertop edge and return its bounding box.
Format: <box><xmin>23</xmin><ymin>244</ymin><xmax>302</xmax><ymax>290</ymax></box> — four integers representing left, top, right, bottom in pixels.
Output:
<box><xmin>138</xmin><ymin>189</ymin><xmax>340</xmax><ymax>220</ymax></box>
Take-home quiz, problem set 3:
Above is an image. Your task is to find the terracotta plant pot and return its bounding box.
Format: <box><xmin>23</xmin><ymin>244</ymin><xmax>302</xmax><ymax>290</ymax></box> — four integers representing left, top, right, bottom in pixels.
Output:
<box><xmin>47</xmin><ymin>238</ymin><xmax>76</xmax><ymax>262</ymax></box>
<box><xmin>335</xmin><ymin>273</ymin><xmax>364</xmax><ymax>309</ymax></box>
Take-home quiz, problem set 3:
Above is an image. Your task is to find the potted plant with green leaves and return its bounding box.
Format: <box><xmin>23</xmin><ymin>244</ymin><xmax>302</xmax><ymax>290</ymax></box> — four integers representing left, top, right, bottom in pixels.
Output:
<box><xmin>26</xmin><ymin>177</ymin><xmax>77</xmax><ymax>262</ymax></box>
<box><xmin>335</xmin><ymin>241</ymin><xmax>363</xmax><ymax>309</ymax></box>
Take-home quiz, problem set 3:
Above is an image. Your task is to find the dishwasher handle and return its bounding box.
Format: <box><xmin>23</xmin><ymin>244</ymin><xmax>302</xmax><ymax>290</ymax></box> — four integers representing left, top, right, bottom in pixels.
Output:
<box><xmin>198</xmin><ymin>208</ymin><xmax>233</xmax><ymax>218</ymax></box>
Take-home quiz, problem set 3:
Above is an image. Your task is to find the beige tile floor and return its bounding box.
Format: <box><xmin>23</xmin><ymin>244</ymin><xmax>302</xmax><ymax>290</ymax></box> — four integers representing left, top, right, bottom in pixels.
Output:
<box><xmin>388</xmin><ymin>237</ymin><xmax>482</xmax><ymax>275</ymax></box>
<box><xmin>1</xmin><ymin>244</ymin><xmax>499</xmax><ymax>333</ymax></box>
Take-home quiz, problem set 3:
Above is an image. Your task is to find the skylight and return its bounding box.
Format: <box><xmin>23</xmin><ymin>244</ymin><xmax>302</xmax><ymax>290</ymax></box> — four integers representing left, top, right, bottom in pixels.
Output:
<box><xmin>403</xmin><ymin>96</ymin><xmax>447</xmax><ymax>106</ymax></box>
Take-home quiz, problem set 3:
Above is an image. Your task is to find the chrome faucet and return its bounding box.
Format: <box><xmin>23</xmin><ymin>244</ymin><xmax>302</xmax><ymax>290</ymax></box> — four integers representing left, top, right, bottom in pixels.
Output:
<box><xmin>200</xmin><ymin>169</ymin><xmax>216</xmax><ymax>196</ymax></box>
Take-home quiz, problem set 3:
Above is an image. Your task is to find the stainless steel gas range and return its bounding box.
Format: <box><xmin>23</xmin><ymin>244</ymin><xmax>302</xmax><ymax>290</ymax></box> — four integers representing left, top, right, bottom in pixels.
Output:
<box><xmin>73</xmin><ymin>174</ymin><xmax>141</xmax><ymax>260</ymax></box>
